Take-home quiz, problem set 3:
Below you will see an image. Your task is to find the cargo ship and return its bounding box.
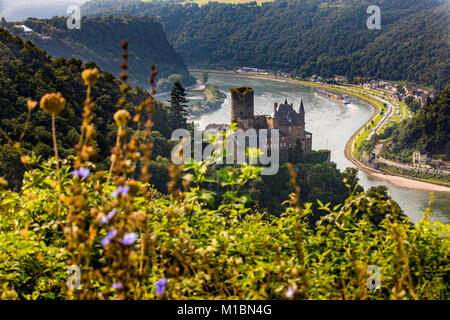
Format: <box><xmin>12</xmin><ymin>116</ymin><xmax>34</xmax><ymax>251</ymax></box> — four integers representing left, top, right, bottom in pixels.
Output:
<box><xmin>315</xmin><ymin>89</ymin><xmax>350</xmax><ymax>104</ymax></box>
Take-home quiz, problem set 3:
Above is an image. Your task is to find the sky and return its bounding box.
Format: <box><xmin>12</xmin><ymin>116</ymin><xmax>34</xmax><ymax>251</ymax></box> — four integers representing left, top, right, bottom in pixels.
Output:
<box><xmin>0</xmin><ymin>0</ymin><xmax>90</xmax><ymax>21</ymax></box>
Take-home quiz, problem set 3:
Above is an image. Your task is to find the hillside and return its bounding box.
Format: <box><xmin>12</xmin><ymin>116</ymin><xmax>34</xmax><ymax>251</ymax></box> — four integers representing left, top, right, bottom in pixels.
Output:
<box><xmin>4</xmin><ymin>15</ymin><xmax>194</xmax><ymax>88</ymax></box>
<box><xmin>0</xmin><ymin>28</ymin><xmax>364</xmax><ymax>218</ymax></box>
<box><xmin>0</xmin><ymin>27</ymin><xmax>172</xmax><ymax>190</ymax></box>
<box><xmin>381</xmin><ymin>87</ymin><xmax>450</xmax><ymax>162</ymax></box>
<box><xmin>82</xmin><ymin>0</ymin><xmax>450</xmax><ymax>90</ymax></box>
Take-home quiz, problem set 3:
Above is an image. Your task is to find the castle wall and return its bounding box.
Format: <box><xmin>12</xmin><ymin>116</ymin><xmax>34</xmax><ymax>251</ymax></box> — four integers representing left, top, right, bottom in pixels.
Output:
<box><xmin>230</xmin><ymin>87</ymin><xmax>254</xmax><ymax>128</ymax></box>
<box><xmin>254</xmin><ymin>115</ymin><xmax>268</xmax><ymax>129</ymax></box>
<box><xmin>228</xmin><ymin>86</ymin><xmax>312</xmax><ymax>163</ymax></box>
<box><xmin>304</xmin><ymin>133</ymin><xmax>312</xmax><ymax>154</ymax></box>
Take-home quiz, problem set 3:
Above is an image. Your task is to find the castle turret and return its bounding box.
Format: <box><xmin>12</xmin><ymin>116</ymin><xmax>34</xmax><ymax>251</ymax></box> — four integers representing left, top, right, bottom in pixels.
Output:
<box><xmin>298</xmin><ymin>100</ymin><xmax>305</xmax><ymax>123</ymax></box>
<box><xmin>230</xmin><ymin>87</ymin><xmax>255</xmax><ymax>130</ymax></box>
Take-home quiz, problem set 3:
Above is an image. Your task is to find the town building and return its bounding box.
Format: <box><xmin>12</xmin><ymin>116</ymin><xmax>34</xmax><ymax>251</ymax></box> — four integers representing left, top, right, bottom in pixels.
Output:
<box><xmin>413</xmin><ymin>149</ymin><xmax>429</xmax><ymax>168</ymax></box>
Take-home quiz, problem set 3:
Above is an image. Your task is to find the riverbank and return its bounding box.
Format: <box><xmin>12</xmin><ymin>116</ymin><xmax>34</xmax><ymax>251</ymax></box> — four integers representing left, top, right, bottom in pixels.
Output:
<box><xmin>191</xmin><ymin>70</ymin><xmax>450</xmax><ymax>193</ymax></box>
<box><xmin>189</xmin><ymin>83</ymin><xmax>226</xmax><ymax>115</ymax></box>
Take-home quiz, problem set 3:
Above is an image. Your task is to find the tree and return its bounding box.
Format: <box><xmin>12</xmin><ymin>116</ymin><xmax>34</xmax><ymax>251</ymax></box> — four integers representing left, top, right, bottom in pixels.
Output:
<box><xmin>405</xmin><ymin>96</ymin><xmax>421</xmax><ymax>113</ymax></box>
<box><xmin>202</xmin><ymin>72</ymin><xmax>208</xmax><ymax>85</ymax></box>
<box><xmin>168</xmin><ymin>81</ymin><xmax>189</xmax><ymax>130</ymax></box>
<box><xmin>409</xmin><ymin>100</ymin><xmax>422</xmax><ymax>113</ymax></box>
<box><xmin>288</xmin><ymin>138</ymin><xmax>303</xmax><ymax>164</ymax></box>
<box><xmin>405</xmin><ymin>96</ymin><xmax>415</xmax><ymax>105</ymax></box>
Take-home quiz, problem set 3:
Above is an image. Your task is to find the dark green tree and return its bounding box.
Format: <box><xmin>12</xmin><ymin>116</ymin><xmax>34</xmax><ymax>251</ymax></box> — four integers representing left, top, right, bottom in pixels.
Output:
<box><xmin>168</xmin><ymin>81</ymin><xmax>189</xmax><ymax>130</ymax></box>
<box><xmin>405</xmin><ymin>96</ymin><xmax>415</xmax><ymax>105</ymax></box>
<box><xmin>202</xmin><ymin>72</ymin><xmax>208</xmax><ymax>85</ymax></box>
<box><xmin>288</xmin><ymin>138</ymin><xmax>304</xmax><ymax>164</ymax></box>
<box><xmin>409</xmin><ymin>100</ymin><xmax>422</xmax><ymax>113</ymax></box>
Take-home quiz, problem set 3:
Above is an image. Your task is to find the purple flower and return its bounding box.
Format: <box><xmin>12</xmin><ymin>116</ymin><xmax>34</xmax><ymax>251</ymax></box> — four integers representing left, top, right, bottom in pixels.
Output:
<box><xmin>100</xmin><ymin>228</ymin><xmax>117</xmax><ymax>246</ymax></box>
<box><xmin>120</xmin><ymin>232</ymin><xmax>138</xmax><ymax>246</ymax></box>
<box><xmin>285</xmin><ymin>286</ymin><xmax>296</xmax><ymax>299</ymax></box>
<box><xmin>121</xmin><ymin>185</ymin><xmax>130</xmax><ymax>195</ymax></box>
<box><xmin>72</xmin><ymin>167</ymin><xmax>90</xmax><ymax>179</ymax></box>
<box><xmin>100</xmin><ymin>209</ymin><xmax>116</xmax><ymax>224</ymax></box>
<box><xmin>155</xmin><ymin>278</ymin><xmax>168</xmax><ymax>296</ymax></box>
<box><xmin>111</xmin><ymin>185</ymin><xmax>130</xmax><ymax>198</ymax></box>
<box><xmin>112</xmin><ymin>282</ymin><xmax>123</xmax><ymax>290</ymax></box>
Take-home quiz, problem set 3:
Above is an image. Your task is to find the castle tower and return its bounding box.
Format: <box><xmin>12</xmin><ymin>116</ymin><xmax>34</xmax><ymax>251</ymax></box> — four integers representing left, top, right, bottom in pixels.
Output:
<box><xmin>298</xmin><ymin>99</ymin><xmax>305</xmax><ymax>124</ymax></box>
<box><xmin>230</xmin><ymin>87</ymin><xmax>255</xmax><ymax>130</ymax></box>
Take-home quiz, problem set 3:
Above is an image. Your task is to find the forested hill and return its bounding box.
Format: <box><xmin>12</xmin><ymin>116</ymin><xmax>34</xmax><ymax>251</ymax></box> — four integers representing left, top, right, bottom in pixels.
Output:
<box><xmin>381</xmin><ymin>87</ymin><xmax>450</xmax><ymax>161</ymax></box>
<box><xmin>0</xmin><ymin>28</ymin><xmax>171</xmax><ymax>190</ymax></box>
<box><xmin>82</xmin><ymin>0</ymin><xmax>449</xmax><ymax>90</ymax></box>
<box><xmin>3</xmin><ymin>15</ymin><xmax>192</xmax><ymax>87</ymax></box>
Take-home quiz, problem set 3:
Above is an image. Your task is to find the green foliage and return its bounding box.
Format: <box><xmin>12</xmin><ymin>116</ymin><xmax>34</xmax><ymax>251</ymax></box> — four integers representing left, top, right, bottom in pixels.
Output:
<box><xmin>0</xmin><ymin>28</ymin><xmax>175</xmax><ymax>189</ymax></box>
<box><xmin>0</xmin><ymin>154</ymin><xmax>448</xmax><ymax>299</ymax></box>
<box><xmin>156</xmin><ymin>73</ymin><xmax>196</xmax><ymax>93</ymax></box>
<box><xmin>406</xmin><ymin>97</ymin><xmax>422</xmax><ymax>114</ymax></box>
<box><xmin>359</xmin><ymin>133</ymin><xmax>378</xmax><ymax>157</ymax></box>
<box><xmin>202</xmin><ymin>72</ymin><xmax>208</xmax><ymax>85</ymax></box>
<box><xmin>168</xmin><ymin>81</ymin><xmax>189</xmax><ymax>129</ymax></box>
<box><xmin>83</xmin><ymin>0</ymin><xmax>450</xmax><ymax>90</ymax></box>
<box><xmin>0</xmin><ymin>24</ymin><xmax>448</xmax><ymax>301</ymax></box>
<box><xmin>381</xmin><ymin>87</ymin><xmax>450</xmax><ymax>161</ymax></box>
<box><xmin>0</xmin><ymin>231</ymin><xmax>68</xmax><ymax>299</ymax></box>
<box><xmin>189</xmin><ymin>83</ymin><xmax>226</xmax><ymax>115</ymax></box>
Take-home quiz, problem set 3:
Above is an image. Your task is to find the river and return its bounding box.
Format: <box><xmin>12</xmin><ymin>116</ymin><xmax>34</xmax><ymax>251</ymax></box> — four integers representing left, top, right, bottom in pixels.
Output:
<box><xmin>160</xmin><ymin>73</ymin><xmax>450</xmax><ymax>224</ymax></box>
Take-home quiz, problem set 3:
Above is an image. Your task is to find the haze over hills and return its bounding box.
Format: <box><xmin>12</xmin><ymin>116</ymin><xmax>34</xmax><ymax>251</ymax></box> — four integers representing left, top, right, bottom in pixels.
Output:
<box><xmin>82</xmin><ymin>0</ymin><xmax>450</xmax><ymax>91</ymax></box>
<box><xmin>4</xmin><ymin>15</ymin><xmax>194</xmax><ymax>87</ymax></box>
<box><xmin>0</xmin><ymin>0</ymin><xmax>89</xmax><ymax>21</ymax></box>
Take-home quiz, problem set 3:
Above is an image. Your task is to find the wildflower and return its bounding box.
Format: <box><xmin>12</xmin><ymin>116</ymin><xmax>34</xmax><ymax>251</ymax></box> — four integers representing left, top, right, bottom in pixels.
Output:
<box><xmin>27</xmin><ymin>100</ymin><xmax>37</xmax><ymax>112</ymax></box>
<box><xmin>114</xmin><ymin>109</ymin><xmax>130</xmax><ymax>127</ymax></box>
<box><xmin>112</xmin><ymin>282</ymin><xmax>123</xmax><ymax>290</ymax></box>
<box><xmin>111</xmin><ymin>185</ymin><xmax>130</xmax><ymax>198</ymax></box>
<box><xmin>20</xmin><ymin>155</ymin><xmax>29</xmax><ymax>164</ymax></box>
<box><xmin>72</xmin><ymin>167</ymin><xmax>90</xmax><ymax>179</ymax></box>
<box><xmin>100</xmin><ymin>209</ymin><xmax>116</xmax><ymax>224</ymax></box>
<box><xmin>39</xmin><ymin>92</ymin><xmax>66</xmax><ymax>116</ymax></box>
<box><xmin>0</xmin><ymin>177</ymin><xmax>7</xmax><ymax>189</ymax></box>
<box><xmin>285</xmin><ymin>286</ymin><xmax>296</xmax><ymax>299</ymax></box>
<box><xmin>100</xmin><ymin>228</ymin><xmax>117</xmax><ymax>247</ymax></box>
<box><xmin>82</xmin><ymin>68</ymin><xmax>100</xmax><ymax>87</ymax></box>
<box><xmin>155</xmin><ymin>278</ymin><xmax>168</xmax><ymax>296</ymax></box>
<box><xmin>120</xmin><ymin>232</ymin><xmax>137</xmax><ymax>246</ymax></box>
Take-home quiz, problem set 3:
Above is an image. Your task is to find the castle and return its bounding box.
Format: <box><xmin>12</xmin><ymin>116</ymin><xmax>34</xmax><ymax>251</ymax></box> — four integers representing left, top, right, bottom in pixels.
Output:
<box><xmin>206</xmin><ymin>86</ymin><xmax>312</xmax><ymax>163</ymax></box>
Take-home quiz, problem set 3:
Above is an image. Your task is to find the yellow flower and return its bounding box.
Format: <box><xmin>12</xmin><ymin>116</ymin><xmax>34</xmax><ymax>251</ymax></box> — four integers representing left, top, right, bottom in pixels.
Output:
<box><xmin>27</xmin><ymin>100</ymin><xmax>37</xmax><ymax>112</ymax></box>
<box><xmin>40</xmin><ymin>92</ymin><xmax>66</xmax><ymax>116</ymax></box>
<box><xmin>82</xmin><ymin>68</ymin><xmax>100</xmax><ymax>87</ymax></box>
<box><xmin>114</xmin><ymin>109</ymin><xmax>130</xmax><ymax>127</ymax></box>
<box><xmin>0</xmin><ymin>177</ymin><xmax>8</xmax><ymax>189</ymax></box>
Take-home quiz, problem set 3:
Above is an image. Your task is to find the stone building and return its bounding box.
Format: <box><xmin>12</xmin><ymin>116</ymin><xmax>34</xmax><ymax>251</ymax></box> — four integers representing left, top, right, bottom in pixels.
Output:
<box><xmin>206</xmin><ymin>86</ymin><xmax>312</xmax><ymax>163</ymax></box>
